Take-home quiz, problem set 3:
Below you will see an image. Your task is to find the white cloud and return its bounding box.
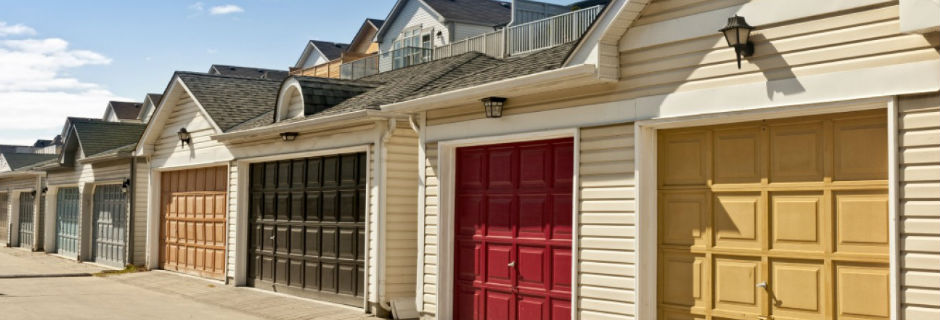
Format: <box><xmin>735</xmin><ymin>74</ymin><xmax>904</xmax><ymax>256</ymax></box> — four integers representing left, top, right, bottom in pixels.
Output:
<box><xmin>209</xmin><ymin>4</ymin><xmax>244</xmax><ymax>15</ymax></box>
<box><xmin>0</xmin><ymin>22</ymin><xmax>126</xmax><ymax>145</ymax></box>
<box><xmin>0</xmin><ymin>22</ymin><xmax>36</xmax><ymax>37</ymax></box>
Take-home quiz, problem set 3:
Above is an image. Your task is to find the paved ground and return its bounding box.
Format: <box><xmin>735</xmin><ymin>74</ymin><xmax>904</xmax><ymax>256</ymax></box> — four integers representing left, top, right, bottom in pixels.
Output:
<box><xmin>0</xmin><ymin>247</ymin><xmax>381</xmax><ymax>320</ymax></box>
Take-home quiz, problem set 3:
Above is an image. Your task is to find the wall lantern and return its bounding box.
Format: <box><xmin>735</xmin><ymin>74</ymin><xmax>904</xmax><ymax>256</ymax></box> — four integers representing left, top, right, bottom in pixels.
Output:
<box><xmin>41</xmin><ymin>187</ymin><xmax>48</xmax><ymax>195</ymax></box>
<box><xmin>481</xmin><ymin>97</ymin><xmax>507</xmax><ymax>118</ymax></box>
<box><xmin>121</xmin><ymin>178</ymin><xmax>131</xmax><ymax>193</ymax></box>
<box><xmin>177</xmin><ymin>127</ymin><xmax>192</xmax><ymax>147</ymax></box>
<box><xmin>719</xmin><ymin>15</ymin><xmax>755</xmax><ymax>69</ymax></box>
<box><xmin>280</xmin><ymin>132</ymin><xmax>299</xmax><ymax>142</ymax></box>
<box><xmin>30</xmin><ymin>189</ymin><xmax>36</xmax><ymax>196</ymax></box>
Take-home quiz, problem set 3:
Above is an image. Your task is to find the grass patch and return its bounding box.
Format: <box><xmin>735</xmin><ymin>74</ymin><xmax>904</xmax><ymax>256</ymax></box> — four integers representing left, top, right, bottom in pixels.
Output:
<box><xmin>93</xmin><ymin>265</ymin><xmax>147</xmax><ymax>277</ymax></box>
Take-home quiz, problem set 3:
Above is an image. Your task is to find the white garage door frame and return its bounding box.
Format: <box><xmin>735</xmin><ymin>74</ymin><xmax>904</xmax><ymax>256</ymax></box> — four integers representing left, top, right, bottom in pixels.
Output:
<box><xmin>633</xmin><ymin>96</ymin><xmax>900</xmax><ymax>320</ymax></box>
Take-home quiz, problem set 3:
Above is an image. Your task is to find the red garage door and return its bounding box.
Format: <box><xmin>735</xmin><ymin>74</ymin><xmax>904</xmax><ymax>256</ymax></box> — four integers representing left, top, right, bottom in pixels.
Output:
<box><xmin>454</xmin><ymin>138</ymin><xmax>573</xmax><ymax>320</ymax></box>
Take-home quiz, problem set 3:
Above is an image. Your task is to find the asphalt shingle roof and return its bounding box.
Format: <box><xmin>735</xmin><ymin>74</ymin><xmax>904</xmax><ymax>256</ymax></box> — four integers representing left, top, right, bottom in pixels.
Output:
<box><xmin>1</xmin><ymin>153</ymin><xmax>57</xmax><ymax>171</ymax></box>
<box><xmin>209</xmin><ymin>64</ymin><xmax>290</xmax><ymax>81</ymax></box>
<box><xmin>69</xmin><ymin>118</ymin><xmax>146</xmax><ymax>157</ymax></box>
<box><xmin>146</xmin><ymin>93</ymin><xmax>163</xmax><ymax>105</ymax></box>
<box><xmin>176</xmin><ymin>72</ymin><xmax>282</xmax><ymax>132</ymax></box>
<box><xmin>424</xmin><ymin>0</ymin><xmax>511</xmax><ymax>26</ymax></box>
<box><xmin>310</xmin><ymin>41</ymin><xmax>350</xmax><ymax>61</ymax></box>
<box><xmin>110</xmin><ymin>101</ymin><xmax>144</xmax><ymax>120</ymax></box>
<box><xmin>366</xmin><ymin>18</ymin><xmax>385</xmax><ymax>29</ymax></box>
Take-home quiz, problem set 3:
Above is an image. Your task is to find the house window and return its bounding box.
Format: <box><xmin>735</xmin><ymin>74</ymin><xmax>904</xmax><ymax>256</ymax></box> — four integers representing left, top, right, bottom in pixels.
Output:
<box><xmin>392</xmin><ymin>27</ymin><xmax>431</xmax><ymax>69</ymax></box>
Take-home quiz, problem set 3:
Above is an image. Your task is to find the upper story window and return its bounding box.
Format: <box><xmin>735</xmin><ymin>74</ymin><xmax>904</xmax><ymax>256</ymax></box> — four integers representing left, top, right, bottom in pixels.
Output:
<box><xmin>392</xmin><ymin>27</ymin><xmax>431</xmax><ymax>69</ymax></box>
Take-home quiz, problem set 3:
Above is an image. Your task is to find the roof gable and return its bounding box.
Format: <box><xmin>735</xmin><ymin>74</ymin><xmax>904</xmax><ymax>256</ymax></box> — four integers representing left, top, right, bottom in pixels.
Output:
<box><xmin>1</xmin><ymin>152</ymin><xmax>57</xmax><ymax>171</ymax></box>
<box><xmin>377</xmin><ymin>0</ymin><xmax>511</xmax><ymax>40</ymax></box>
<box><xmin>294</xmin><ymin>41</ymin><xmax>350</xmax><ymax>69</ymax></box>
<box><xmin>107</xmin><ymin>101</ymin><xmax>144</xmax><ymax>121</ymax></box>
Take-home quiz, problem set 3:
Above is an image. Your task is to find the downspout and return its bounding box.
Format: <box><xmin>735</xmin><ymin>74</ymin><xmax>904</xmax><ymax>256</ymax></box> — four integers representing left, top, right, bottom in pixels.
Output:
<box><xmin>377</xmin><ymin>118</ymin><xmax>397</xmax><ymax>312</ymax></box>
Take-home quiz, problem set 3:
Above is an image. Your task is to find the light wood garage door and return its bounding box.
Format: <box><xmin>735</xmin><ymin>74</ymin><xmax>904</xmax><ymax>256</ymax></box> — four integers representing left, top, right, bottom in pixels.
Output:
<box><xmin>161</xmin><ymin>167</ymin><xmax>227</xmax><ymax>279</ymax></box>
<box><xmin>657</xmin><ymin>110</ymin><xmax>889</xmax><ymax>320</ymax></box>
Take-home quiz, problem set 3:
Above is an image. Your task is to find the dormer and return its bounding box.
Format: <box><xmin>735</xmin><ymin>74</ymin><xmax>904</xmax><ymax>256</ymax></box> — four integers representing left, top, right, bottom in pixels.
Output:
<box><xmin>274</xmin><ymin>76</ymin><xmax>378</xmax><ymax>122</ymax></box>
<box><xmin>102</xmin><ymin>101</ymin><xmax>144</xmax><ymax>123</ymax></box>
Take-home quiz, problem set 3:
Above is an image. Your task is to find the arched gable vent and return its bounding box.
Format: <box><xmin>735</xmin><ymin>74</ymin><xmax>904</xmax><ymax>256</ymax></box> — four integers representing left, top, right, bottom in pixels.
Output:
<box><xmin>274</xmin><ymin>76</ymin><xmax>380</xmax><ymax>122</ymax></box>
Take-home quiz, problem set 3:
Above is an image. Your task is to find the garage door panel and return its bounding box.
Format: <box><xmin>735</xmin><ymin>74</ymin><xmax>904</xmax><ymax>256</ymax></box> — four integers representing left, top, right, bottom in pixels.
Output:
<box><xmin>770</xmin><ymin>123</ymin><xmax>824</xmax><ymax>183</ymax></box>
<box><xmin>249</xmin><ymin>153</ymin><xmax>365</xmax><ymax>305</ymax></box>
<box><xmin>713</xmin><ymin>256</ymin><xmax>761</xmax><ymax>315</ymax></box>
<box><xmin>713</xmin><ymin>193</ymin><xmax>762</xmax><ymax>250</ymax></box>
<box><xmin>714</xmin><ymin>127</ymin><xmax>763</xmax><ymax>184</ymax></box>
<box><xmin>658</xmin><ymin>111</ymin><xmax>888</xmax><ymax>320</ymax></box>
<box><xmin>770</xmin><ymin>259</ymin><xmax>825</xmax><ymax>320</ymax></box>
<box><xmin>161</xmin><ymin>167</ymin><xmax>227</xmax><ymax>279</ymax></box>
<box><xmin>770</xmin><ymin>192</ymin><xmax>824</xmax><ymax>253</ymax></box>
<box><xmin>56</xmin><ymin>187</ymin><xmax>80</xmax><ymax>257</ymax></box>
<box><xmin>834</xmin><ymin>191</ymin><xmax>889</xmax><ymax>256</ymax></box>
<box><xmin>661</xmin><ymin>190</ymin><xmax>708</xmax><ymax>248</ymax></box>
<box><xmin>92</xmin><ymin>184</ymin><xmax>127</xmax><ymax>267</ymax></box>
<box><xmin>456</xmin><ymin>138</ymin><xmax>573</xmax><ymax>320</ymax></box>
<box><xmin>661</xmin><ymin>131</ymin><xmax>708</xmax><ymax>186</ymax></box>
<box><xmin>835</xmin><ymin>263</ymin><xmax>890</xmax><ymax>319</ymax></box>
<box><xmin>833</xmin><ymin>117</ymin><xmax>888</xmax><ymax>181</ymax></box>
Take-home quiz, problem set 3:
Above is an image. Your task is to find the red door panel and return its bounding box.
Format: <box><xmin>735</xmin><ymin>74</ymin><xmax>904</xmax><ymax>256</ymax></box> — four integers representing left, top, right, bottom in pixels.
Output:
<box><xmin>455</xmin><ymin>138</ymin><xmax>573</xmax><ymax>320</ymax></box>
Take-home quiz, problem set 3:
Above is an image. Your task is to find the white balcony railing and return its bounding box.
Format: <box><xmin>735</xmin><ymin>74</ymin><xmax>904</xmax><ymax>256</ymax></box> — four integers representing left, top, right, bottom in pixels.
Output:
<box><xmin>340</xmin><ymin>5</ymin><xmax>604</xmax><ymax>80</ymax></box>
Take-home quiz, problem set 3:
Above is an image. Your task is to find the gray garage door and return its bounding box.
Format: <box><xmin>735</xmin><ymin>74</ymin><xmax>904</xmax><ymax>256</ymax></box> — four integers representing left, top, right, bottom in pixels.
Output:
<box><xmin>92</xmin><ymin>185</ymin><xmax>127</xmax><ymax>268</ymax></box>
<box><xmin>56</xmin><ymin>187</ymin><xmax>80</xmax><ymax>257</ymax></box>
<box><xmin>18</xmin><ymin>192</ymin><xmax>34</xmax><ymax>248</ymax></box>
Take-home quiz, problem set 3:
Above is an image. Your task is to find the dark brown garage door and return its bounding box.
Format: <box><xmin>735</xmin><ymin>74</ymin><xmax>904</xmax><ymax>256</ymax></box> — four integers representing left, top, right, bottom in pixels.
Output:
<box><xmin>249</xmin><ymin>152</ymin><xmax>366</xmax><ymax>306</ymax></box>
<box><xmin>161</xmin><ymin>167</ymin><xmax>228</xmax><ymax>280</ymax></box>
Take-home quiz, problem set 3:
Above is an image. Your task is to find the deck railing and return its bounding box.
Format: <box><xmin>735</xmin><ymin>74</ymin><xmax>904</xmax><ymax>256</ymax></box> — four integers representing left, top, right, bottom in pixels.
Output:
<box><xmin>339</xmin><ymin>5</ymin><xmax>603</xmax><ymax>80</ymax></box>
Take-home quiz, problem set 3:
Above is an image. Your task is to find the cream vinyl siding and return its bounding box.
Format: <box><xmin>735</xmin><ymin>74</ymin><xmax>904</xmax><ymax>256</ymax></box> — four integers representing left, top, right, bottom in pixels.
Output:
<box><xmin>383</xmin><ymin>127</ymin><xmax>419</xmax><ymax>300</ymax></box>
<box><xmin>452</xmin><ymin>22</ymin><xmax>495</xmax><ymax>42</ymax></box>
<box><xmin>132</xmin><ymin>157</ymin><xmax>148</xmax><ymax>265</ymax></box>
<box><xmin>421</xmin><ymin>141</ymin><xmax>439</xmax><ymax>316</ymax></box>
<box><xmin>1</xmin><ymin>177</ymin><xmax>39</xmax><ymax>193</ymax></box>
<box><xmin>617</xmin><ymin>4</ymin><xmax>936</xmax><ymax>98</ymax></box>
<box><xmin>898</xmin><ymin>93</ymin><xmax>940</xmax><ymax>319</ymax></box>
<box><xmin>577</xmin><ymin>124</ymin><xmax>636</xmax><ymax>319</ymax></box>
<box><xmin>227</xmin><ymin>163</ymin><xmax>237</xmax><ymax>278</ymax></box>
<box><xmin>150</xmin><ymin>95</ymin><xmax>229</xmax><ymax>167</ymax></box>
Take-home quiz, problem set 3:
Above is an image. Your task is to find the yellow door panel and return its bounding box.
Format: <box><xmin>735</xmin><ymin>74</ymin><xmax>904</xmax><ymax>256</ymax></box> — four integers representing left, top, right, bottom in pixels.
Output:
<box><xmin>661</xmin><ymin>190</ymin><xmax>708</xmax><ymax>248</ymax></box>
<box><xmin>769</xmin><ymin>122</ymin><xmax>824</xmax><ymax>183</ymax></box>
<box><xmin>770</xmin><ymin>192</ymin><xmax>824</xmax><ymax>253</ymax></box>
<box><xmin>658</xmin><ymin>111</ymin><xmax>889</xmax><ymax>320</ymax></box>
<box><xmin>713</xmin><ymin>193</ymin><xmax>762</xmax><ymax>250</ymax></box>
<box><xmin>661</xmin><ymin>252</ymin><xmax>706</xmax><ymax>309</ymax></box>
<box><xmin>713</xmin><ymin>127</ymin><xmax>763</xmax><ymax>184</ymax></box>
<box><xmin>832</xmin><ymin>116</ymin><xmax>888</xmax><ymax>182</ymax></box>
<box><xmin>661</xmin><ymin>131</ymin><xmax>709</xmax><ymax>186</ymax></box>
<box><xmin>713</xmin><ymin>257</ymin><xmax>762</xmax><ymax>315</ymax></box>
<box><xmin>834</xmin><ymin>191</ymin><xmax>889</xmax><ymax>256</ymax></box>
<box><xmin>770</xmin><ymin>260</ymin><xmax>826</xmax><ymax>320</ymax></box>
<box><xmin>835</xmin><ymin>264</ymin><xmax>890</xmax><ymax>319</ymax></box>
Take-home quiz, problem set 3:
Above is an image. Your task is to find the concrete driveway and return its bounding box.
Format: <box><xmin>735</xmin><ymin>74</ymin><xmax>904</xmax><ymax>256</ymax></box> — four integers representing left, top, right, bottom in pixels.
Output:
<box><xmin>0</xmin><ymin>247</ymin><xmax>380</xmax><ymax>320</ymax></box>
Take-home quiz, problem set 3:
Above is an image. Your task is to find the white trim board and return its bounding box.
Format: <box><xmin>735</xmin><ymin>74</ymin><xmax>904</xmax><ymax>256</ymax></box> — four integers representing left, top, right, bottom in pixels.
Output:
<box><xmin>633</xmin><ymin>98</ymin><xmax>899</xmax><ymax>320</ymax></box>
<box><xmin>432</xmin><ymin>128</ymin><xmax>578</xmax><ymax>319</ymax></box>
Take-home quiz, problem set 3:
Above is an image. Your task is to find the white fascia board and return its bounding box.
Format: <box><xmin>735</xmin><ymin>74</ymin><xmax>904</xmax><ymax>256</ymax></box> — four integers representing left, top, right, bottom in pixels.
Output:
<box><xmin>211</xmin><ymin>110</ymin><xmax>403</xmax><ymax>143</ymax></box>
<box><xmin>565</xmin><ymin>0</ymin><xmax>632</xmax><ymax>66</ymax></box>
<box><xmin>379</xmin><ymin>64</ymin><xmax>598</xmax><ymax>113</ymax></box>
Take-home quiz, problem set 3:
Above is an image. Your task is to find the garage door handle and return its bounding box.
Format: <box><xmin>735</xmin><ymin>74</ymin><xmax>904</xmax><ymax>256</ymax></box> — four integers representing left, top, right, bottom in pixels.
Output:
<box><xmin>756</xmin><ymin>281</ymin><xmax>767</xmax><ymax>289</ymax></box>
<box><xmin>508</xmin><ymin>261</ymin><xmax>515</xmax><ymax>268</ymax></box>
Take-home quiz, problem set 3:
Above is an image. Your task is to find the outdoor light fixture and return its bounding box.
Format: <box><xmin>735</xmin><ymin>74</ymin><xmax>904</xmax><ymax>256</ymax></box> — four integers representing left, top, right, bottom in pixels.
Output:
<box><xmin>41</xmin><ymin>187</ymin><xmax>48</xmax><ymax>195</ymax></box>
<box><xmin>481</xmin><ymin>96</ymin><xmax>507</xmax><ymax>118</ymax></box>
<box><xmin>177</xmin><ymin>127</ymin><xmax>192</xmax><ymax>147</ymax></box>
<box><xmin>30</xmin><ymin>189</ymin><xmax>36</xmax><ymax>196</ymax></box>
<box><xmin>719</xmin><ymin>15</ymin><xmax>755</xmax><ymax>69</ymax></box>
<box><xmin>121</xmin><ymin>178</ymin><xmax>131</xmax><ymax>193</ymax></box>
<box><xmin>280</xmin><ymin>132</ymin><xmax>299</xmax><ymax>142</ymax></box>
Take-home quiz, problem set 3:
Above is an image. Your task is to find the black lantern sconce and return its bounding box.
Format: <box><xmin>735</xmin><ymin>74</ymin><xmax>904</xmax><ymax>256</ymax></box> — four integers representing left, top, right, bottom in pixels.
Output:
<box><xmin>121</xmin><ymin>178</ymin><xmax>131</xmax><ymax>193</ymax></box>
<box><xmin>481</xmin><ymin>97</ymin><xmax>507</xmax><ymax>118</ymax></box>
<box><xmin>177</xmin><ymin>127</ymin><xmax>192</xmax><ymax>147</ymax></box>
<box><xmin>280</xmin><ymin>132</ymin><xmax>299</xmax><ymax>142</ymax></box>
<box><xmin>719</xmin><ymin>15</ymin><xmax>755</xmax><ymax>69</ymax></box>
<box><xmin>41</xmin><ymin>187</ymin><xmax>48</xmax><ymax>195</ymax></box>
<box><xmin>29</xmin><ymin>189</ymin><xmax>36</xmax><ymax>196</ymax></box>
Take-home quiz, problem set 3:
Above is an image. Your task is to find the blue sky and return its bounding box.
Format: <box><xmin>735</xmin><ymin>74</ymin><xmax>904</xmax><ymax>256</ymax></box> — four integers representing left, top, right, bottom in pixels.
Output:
<box><xmin>0</xmin><ymin>0</ymin><xmax>575</xmax><ymax>145</ymax></box>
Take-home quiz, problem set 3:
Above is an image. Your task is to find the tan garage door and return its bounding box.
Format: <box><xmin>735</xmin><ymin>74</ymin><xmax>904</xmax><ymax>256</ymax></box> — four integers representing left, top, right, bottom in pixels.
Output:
<box><xmin>161</xmin><ymin>167</ymin><xmax>227</xmax><ymax>280</ymax></box>
<box><xmin>658</xmin><ymin>110</ymin><xmax>889</xmax><ymax>320</ymax></box>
